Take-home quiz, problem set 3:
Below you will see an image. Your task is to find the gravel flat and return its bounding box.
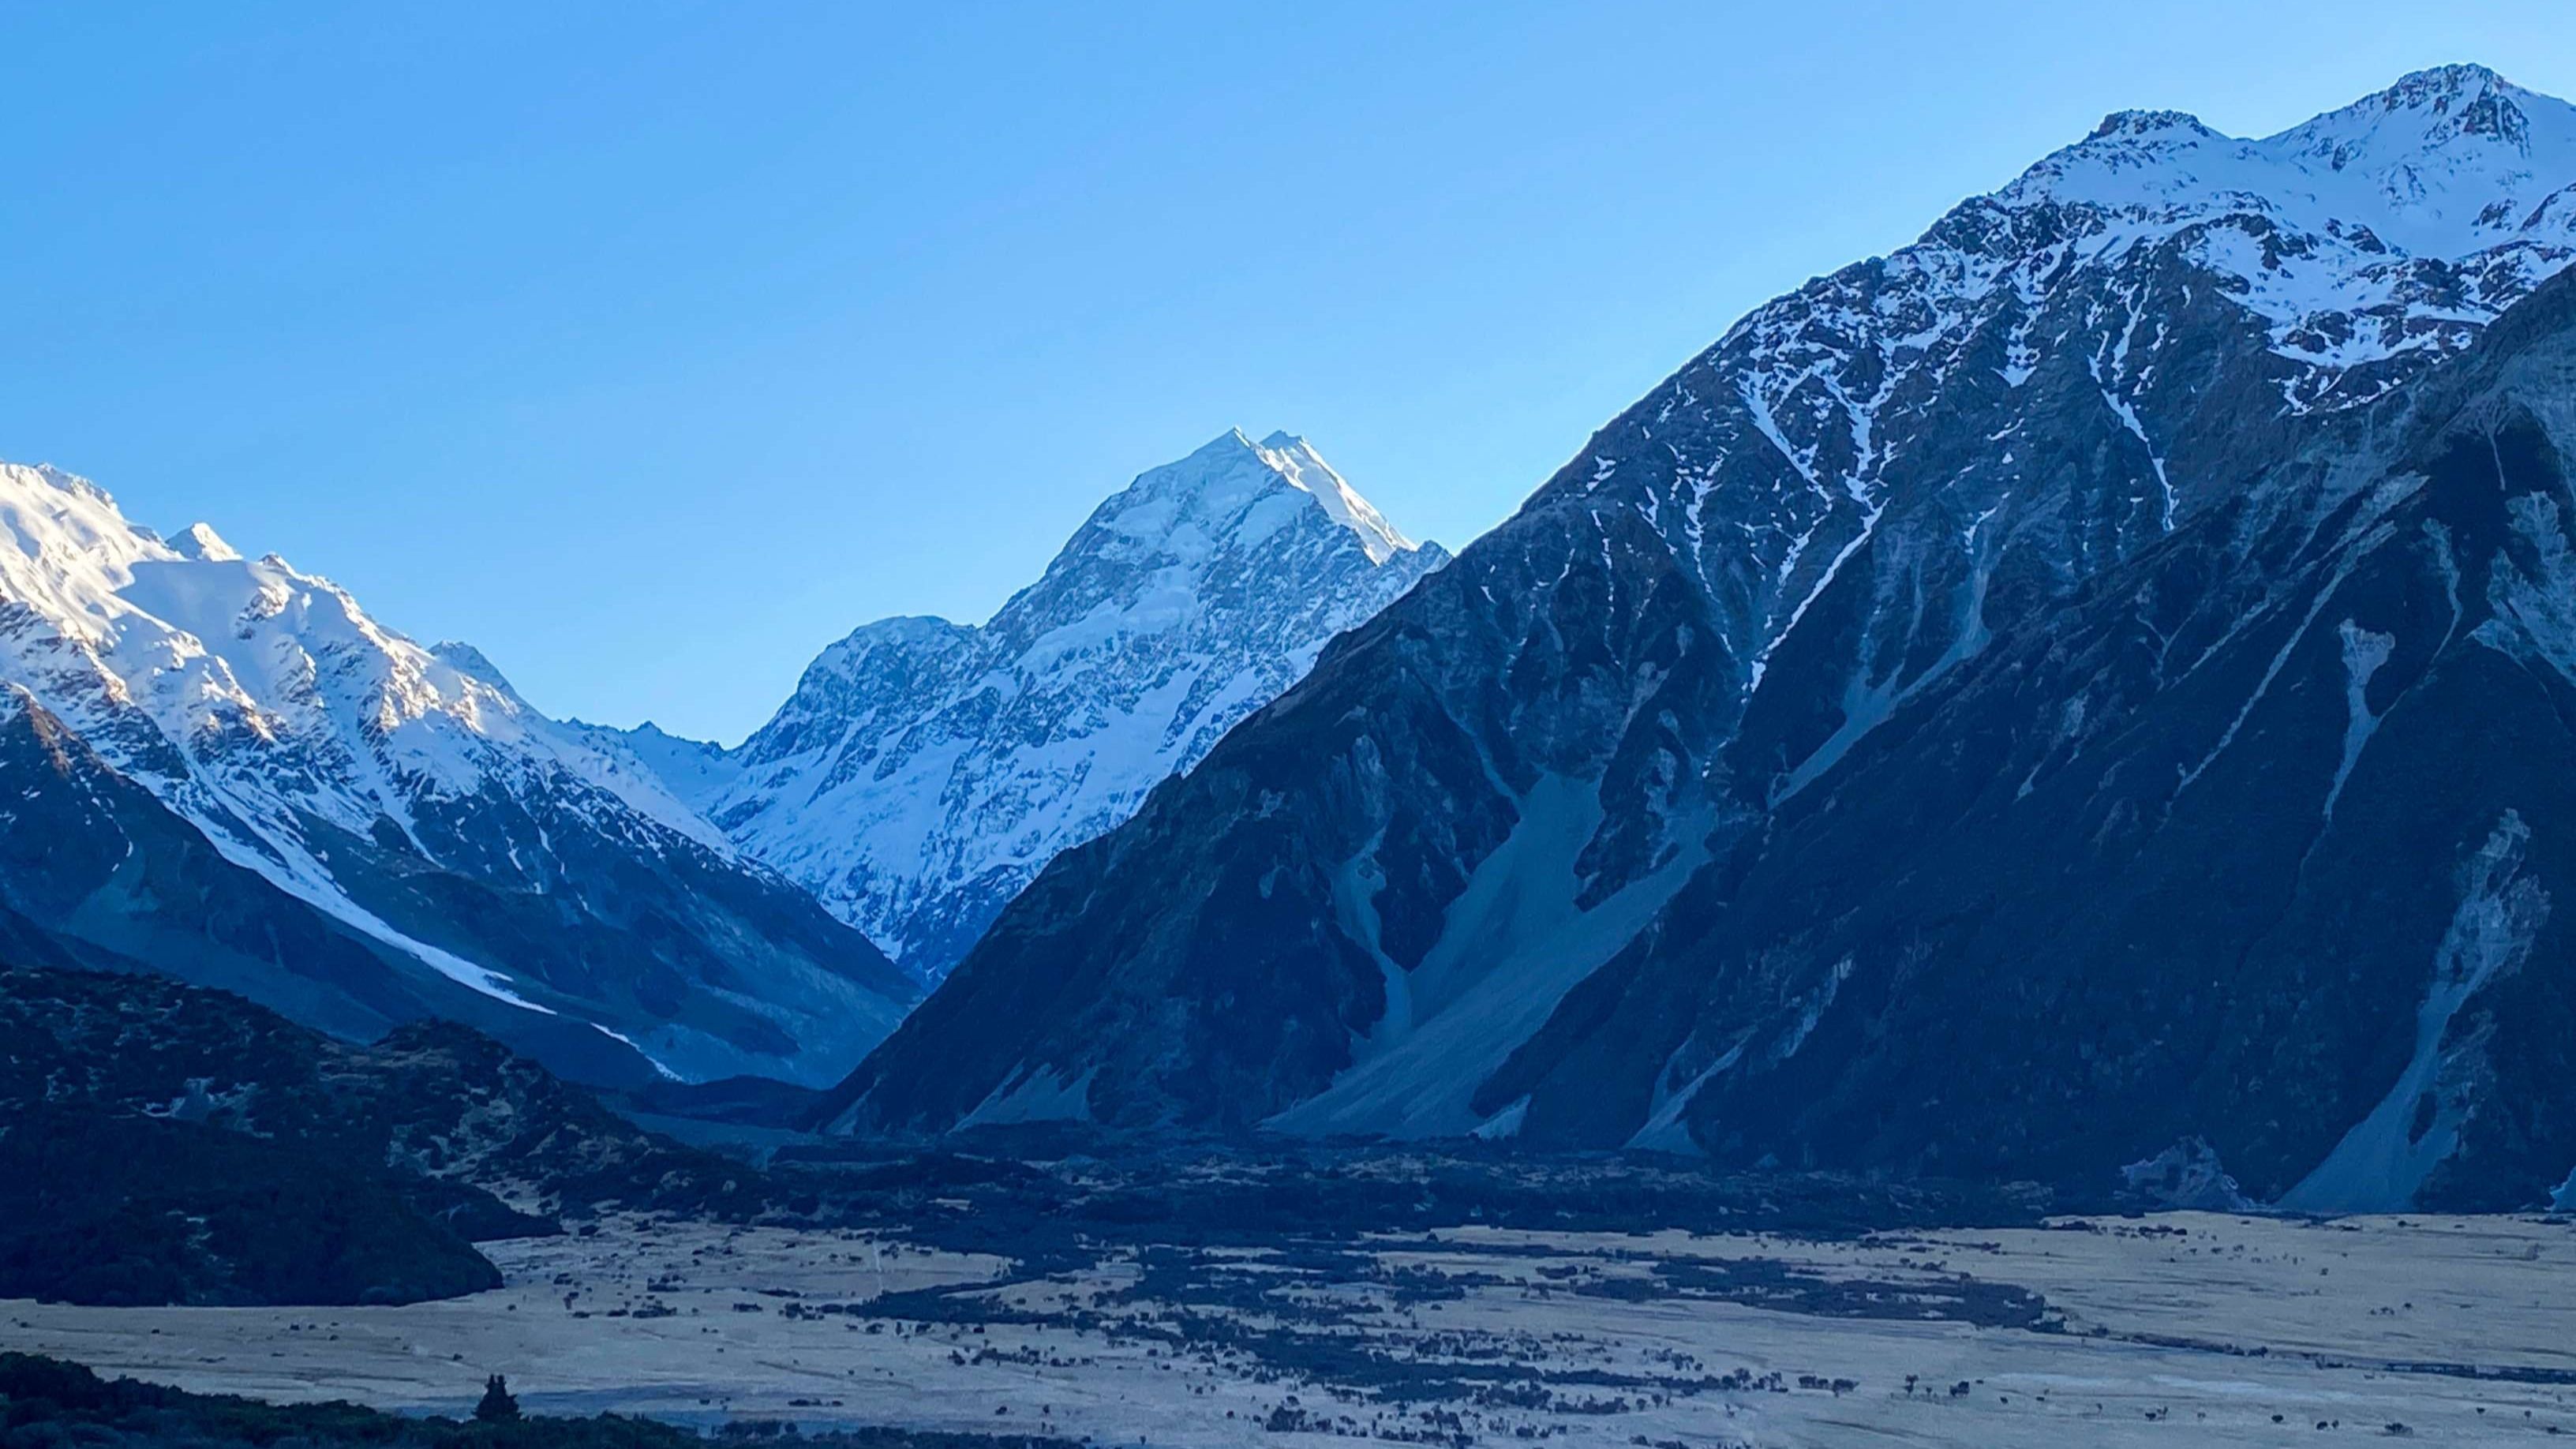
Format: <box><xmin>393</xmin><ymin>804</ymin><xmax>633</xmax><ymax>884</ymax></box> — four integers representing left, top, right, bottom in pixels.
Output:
<box><xmin>7</xmin><ymin>1212</ymin><xmax>2573</xmax><ymax>1445</ymax></box>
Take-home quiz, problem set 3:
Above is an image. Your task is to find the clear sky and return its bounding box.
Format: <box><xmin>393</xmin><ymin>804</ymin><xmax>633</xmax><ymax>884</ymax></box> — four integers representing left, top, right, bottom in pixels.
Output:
<box><xmin>7</xmin><ymin>2</ymin><xmax>2572</xmax><ymax>743</ymax></box>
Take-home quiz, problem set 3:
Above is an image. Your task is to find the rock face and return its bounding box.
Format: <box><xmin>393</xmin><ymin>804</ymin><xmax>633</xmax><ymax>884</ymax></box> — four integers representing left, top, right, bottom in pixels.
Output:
<box><xmin>627</xmin><ymin>430</ymin><xmax>1445</xmax><ymax>979</ymax></box>
<box><xmin>0</xmin><ymin>467</ymin><xmax>915</xmax><ymax>1086</ymax></box>
<box><xmin>826</xmin><ymin>66</ymin><xmax>2576</xmax><ymax>1209</ymax></box>
<box><xmin>1482</xmin><ymin>271</ymin><xmax>2576</xmax><ymax>1213</ymax></box>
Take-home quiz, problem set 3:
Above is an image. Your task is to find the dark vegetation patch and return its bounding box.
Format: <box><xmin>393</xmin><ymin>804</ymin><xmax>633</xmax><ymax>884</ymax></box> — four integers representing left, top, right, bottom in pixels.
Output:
<box><xmin>0</xmin><ymin>1354</ymin><xmax>1077</xmax><ymax>1449</ymax></box>
<box><xmin>800</xmin><ymin>1230</ymin><xmax>2021</xmax><ymax>1413</ymax></box>
<box><xmin>1574</xmin><ymin>1254</ymin><xmax>2057</xmax><ymax>1329</ymax></box>
<box><xmin>0</xmin><ymin>1106</ymin><xmax>500</xmax><ymax>1306</ymax></box>
<box><xmin>770</xmin><ymin>1134</ymin><xmax>2055</xmax><ymax>1268</ymax></box>
<box><xmin>0</xmin><ymin>965</ymin><xmax>769</xmax><ymax>1228</ymax></box>
<box><xmin>0</xmin><ymin>964</ymin><xmax>786</xmax><ymax>1305</ymax></box>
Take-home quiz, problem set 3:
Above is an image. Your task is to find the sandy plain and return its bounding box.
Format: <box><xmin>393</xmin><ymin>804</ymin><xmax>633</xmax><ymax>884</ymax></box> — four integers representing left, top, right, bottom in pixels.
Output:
<box><xmin>6</xmin><ymin>1211</ymin><xmax>2573</xmax><ymax>1446</ymax></box>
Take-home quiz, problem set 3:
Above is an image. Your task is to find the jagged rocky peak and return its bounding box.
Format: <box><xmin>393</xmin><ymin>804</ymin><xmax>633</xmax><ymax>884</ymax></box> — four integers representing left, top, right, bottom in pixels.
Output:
<box><xmin>2275</xmin><ymin>65</ymin><xmax>2573</xmax><ymax>230</ymax></box>
<box><xmin>2087</xmin><ymin>108</ymin><xmax>2215</xmax><ymax>141</ymax></box>
<box><xmin>2361</xmin><ymin>62</ymin><xmax>2534</xmax><ymax>145</ymax></box>
<box><xmin>0</xmin><ymin>457</ymin><xmax>914</xmax><ymax>1089</ymax></box>
<box><xmin>664</xmin><ymin>431</ymin><xmax>1444</xmax><ymax>980</ymax></box>
<box><xmin>2020</xmin><ymin>62</ymin><xmax>2576</xmax><ymax>260</ymax></box>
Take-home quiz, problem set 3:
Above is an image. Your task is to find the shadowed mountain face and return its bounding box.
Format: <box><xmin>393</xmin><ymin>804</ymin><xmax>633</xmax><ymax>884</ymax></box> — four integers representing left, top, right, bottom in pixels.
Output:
<box><xmin>0</xmin><ymin>464</ymin><xmax>915</xmax><ymax>1088</ymax></box>
<box><xmin>1481</xmin><ymin>271</ymin><xmax>2576</xmax><ymax>1212</ymax></box>
<box><xmin>0</xmin><ymin>964</ymin><xmax>777</xmax><ymax>1305</ymax></box>
<box><xmin>0</xmin><ymin>688</ymin><xmax>667</xmax><ymax>1085</ymax></box>
<box><xmin>826</xmin><ymin>67</ymin><xmax>2576</xmax><ymax>1209</ymax></box>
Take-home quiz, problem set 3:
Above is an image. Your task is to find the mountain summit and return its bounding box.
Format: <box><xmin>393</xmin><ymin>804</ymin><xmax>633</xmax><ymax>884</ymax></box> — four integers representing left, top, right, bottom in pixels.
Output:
<box><xmin>614</xmin><ymin>431</ymin><xmax>1445</xmax><ymax>976</ymax></box>
<box><xmin>1241</xmin><ymin>430</ymin><xmax>1421</xmax><ymax>563</ymax></box>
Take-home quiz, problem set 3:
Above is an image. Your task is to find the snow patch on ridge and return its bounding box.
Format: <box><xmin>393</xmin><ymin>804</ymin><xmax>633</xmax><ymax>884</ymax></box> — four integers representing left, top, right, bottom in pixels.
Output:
<box><xmin>2476</xmin><ymin>492</ymin><xmax>2576</xmax><ymax>679</ymax></box>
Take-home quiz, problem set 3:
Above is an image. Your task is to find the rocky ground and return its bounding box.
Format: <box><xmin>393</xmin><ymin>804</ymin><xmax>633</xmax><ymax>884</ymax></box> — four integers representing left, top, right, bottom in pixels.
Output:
<box><xmin>7</xmin><ymin>1211</ymin><xmax>2572</xmax><ymax>1446</ymax></box>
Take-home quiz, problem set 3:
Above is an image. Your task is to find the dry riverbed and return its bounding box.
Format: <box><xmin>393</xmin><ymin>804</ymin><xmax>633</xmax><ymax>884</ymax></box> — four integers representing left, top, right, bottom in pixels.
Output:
<box><xmin>6</xmin><ymin>1212</ymin><xmax>2574</xmax><ymax>1446</ymax></box>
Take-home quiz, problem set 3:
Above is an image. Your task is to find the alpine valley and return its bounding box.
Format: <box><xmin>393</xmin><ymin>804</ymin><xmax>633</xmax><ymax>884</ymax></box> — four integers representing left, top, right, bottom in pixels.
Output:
<box><xmin>30</xmin><ymin>51</ymin><xmax>2576</xmax><ymax>1449</ymax></box>
<box><xmin>825</xmin><ymin>65</ymin><xmax>2576</xmax><ymax>1213</ymax></box>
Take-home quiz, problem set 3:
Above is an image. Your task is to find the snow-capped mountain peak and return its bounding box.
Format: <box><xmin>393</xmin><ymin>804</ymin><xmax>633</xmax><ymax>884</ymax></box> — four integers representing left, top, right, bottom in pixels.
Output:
<box><xmin>428</xmin><ymin>639</ymin><xmax>519</xmax><ymax>696</ymax></box>
<box><xmin>1080</xmin><ymin>428</ymin><xmax>1418</xmax><ymax>569</ymax></box>
<box><xmin>0</xmin><ymin>459</ymin><xmax>733</xmax><ymax>856</ymax></box>
<box><xmin>2270</xmin><ymin>65</ymin><xmax>2575</xmax><ymax>245</ymax></box>
<box><xmin>0</xmin><ymin>459</ymin><xmax>914</xmax><ymax>1084</ymax></box>
<box><xmin>169</xmin><ymin>521</ymin><xmax>241</xmax><ymax>562</ymax></box>
<box><xmin>2012</xmin><ymin>64</ymin><xmax>2576</xmax><ymax>261</ymax></box>
<box><xmin>648</xmin><ymin>432</ymin><xmax>1446</xmax><ymax>977</ymax></box>
<box><xmin>2327</xmin><ymin>62</ymin><xmax>2537</xmax><ymax>152</ymax></box>
<box><xmin>2086</xmin><ymin>109</ymin><xmax>2218</xmax><ymax>142</ymax></box>
<box><xmin>1254</xmin><ymin>430</ymin><xmax>1418</xmax><ymax>564</ymax></box>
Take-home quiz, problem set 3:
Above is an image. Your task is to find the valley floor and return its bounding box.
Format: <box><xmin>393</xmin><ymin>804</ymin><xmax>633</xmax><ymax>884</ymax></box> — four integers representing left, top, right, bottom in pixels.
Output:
<box><xmin>5</xmin><ymin>1212</ymin><xmax>2572</xmax><ymax>1447</ymax></box>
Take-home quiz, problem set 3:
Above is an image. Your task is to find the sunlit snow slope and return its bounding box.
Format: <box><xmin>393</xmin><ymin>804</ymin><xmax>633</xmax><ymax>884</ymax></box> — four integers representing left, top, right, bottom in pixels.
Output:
<box><xmin>615</xmin><ymin>429</ymin><xmax>1445</xmax><ymax>978</ymax></box>
<box><xmin>0</xmin><ymin>462</ymin><xmax>914</xmax><ymax>1085</ymax></box>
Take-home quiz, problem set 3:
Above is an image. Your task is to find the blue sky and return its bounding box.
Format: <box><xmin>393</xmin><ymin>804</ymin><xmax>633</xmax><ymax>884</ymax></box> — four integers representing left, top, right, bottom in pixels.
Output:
<box><xmin>7</xmin><ymin>2</ymin><xmax>2572</xmax><ymax>743</ymax></box>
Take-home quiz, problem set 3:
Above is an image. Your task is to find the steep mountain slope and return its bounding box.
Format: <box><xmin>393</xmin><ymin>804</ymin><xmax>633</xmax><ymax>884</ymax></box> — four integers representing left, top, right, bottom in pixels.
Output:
<box><xmin>0</xmin><ymin>687</ymin><xmax>662</xmax><ymax>1084</ymax></box>
<box><xmin>0</xmin><ymin>466</ymin><xmax>914</xmax><ymax>1085</ymax></box>
<box><xmin>826</xmin><ymin>66</ymin><xmax>2576</xmax><ymax>1182</ymax></box>
<box><xmin>1478</xmin><ymin>267</ymin><xmax>2576</xmax><ymax>1212</ymax></box>
<box><xmin>635</xmin><ymin>430</ymin><xmax>1445</xmax><ymax>977</ymax></box>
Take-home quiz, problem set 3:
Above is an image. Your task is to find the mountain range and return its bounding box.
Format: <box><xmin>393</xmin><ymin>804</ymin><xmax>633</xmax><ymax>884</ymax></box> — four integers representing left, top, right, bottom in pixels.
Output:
<box><xmin>0</xmin><ymin>429</ymin><xmax>1439</xmax><ymax>1084</ymax></box>
<box><xmin>11</xmin><ymin>63</ymin><xmax>2576</xmax><ymax>1216</ymax></box>
<box><xmin>818</xmin><ymin>64</ymin><xmax>2576</xmax><ymax>1211</ymax></box>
